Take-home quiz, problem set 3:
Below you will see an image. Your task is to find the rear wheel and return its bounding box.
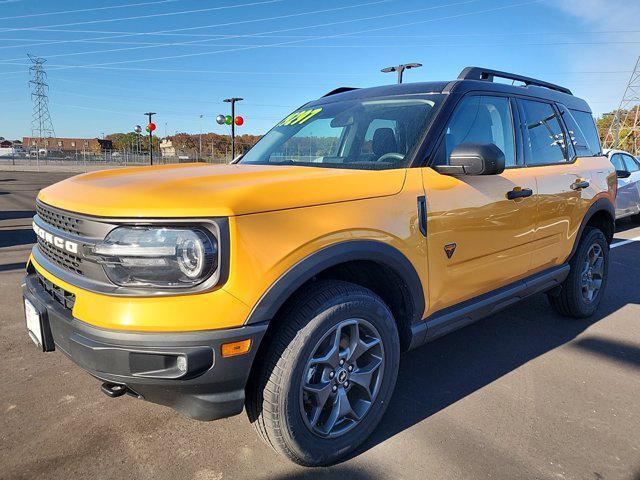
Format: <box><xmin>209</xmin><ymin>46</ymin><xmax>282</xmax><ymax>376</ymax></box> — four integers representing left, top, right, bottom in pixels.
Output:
<box><xmin>548</xmin><ymin>227</ymin><xmax>609</xmax><ymax>318</ymax></box>
<box><xmin>246</xmin><ymin>280</ymin><xmax>400</xmax><ymax>466</ymax></box>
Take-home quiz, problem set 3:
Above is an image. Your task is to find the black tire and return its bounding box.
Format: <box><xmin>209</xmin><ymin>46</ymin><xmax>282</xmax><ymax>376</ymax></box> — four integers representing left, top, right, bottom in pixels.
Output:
<box><xmin>548</xmin><ymin>227</ymin><xmax>609</xmax><ymax>318</ymax></box>
<box><xmin>246</xmin><ymin>280</ymin><xmax>400</xmax><ymax>466</ymax></box>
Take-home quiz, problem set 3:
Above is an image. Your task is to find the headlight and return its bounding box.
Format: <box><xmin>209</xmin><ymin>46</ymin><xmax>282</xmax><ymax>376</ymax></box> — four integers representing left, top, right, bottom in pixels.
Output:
<box><xmin>93</xmin><ymin>227</ymin><xmax>217</xmax><ymax>288</ymax></box>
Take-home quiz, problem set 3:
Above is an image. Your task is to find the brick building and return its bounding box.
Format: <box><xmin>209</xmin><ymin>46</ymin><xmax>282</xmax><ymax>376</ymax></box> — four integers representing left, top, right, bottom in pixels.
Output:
<box><xmin>22</xmin><ymin>137</ymin><xmax>113</xmax><ymax>154</ymax></box>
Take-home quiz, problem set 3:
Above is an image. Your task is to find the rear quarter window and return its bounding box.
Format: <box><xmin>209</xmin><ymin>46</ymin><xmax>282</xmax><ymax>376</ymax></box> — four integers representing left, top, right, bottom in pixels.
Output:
<box><xmin>568</xmin><ymin>109</ymin><xmax>601</xmax><ymax>156</ymax></box>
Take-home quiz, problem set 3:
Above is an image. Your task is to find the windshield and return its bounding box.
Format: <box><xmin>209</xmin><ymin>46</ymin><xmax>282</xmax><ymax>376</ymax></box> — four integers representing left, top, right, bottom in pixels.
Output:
<box><xmin>239</xmin><ymin>94</ymin><xmax>443</xmax><ymax>170</ymax></box>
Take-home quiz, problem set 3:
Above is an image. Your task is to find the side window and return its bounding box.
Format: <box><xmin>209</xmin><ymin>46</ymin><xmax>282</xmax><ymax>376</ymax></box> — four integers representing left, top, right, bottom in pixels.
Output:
<box><xmin>437</xmin><ymin>95</ymin><xmax>516</xmax><ymax>167</ymax></box>
<box><xmin>558</xmin><ymin>106</ymin><xmax>593</xmax><ymax>157</ymax></box>
<box><xmin>610</xmin><ymin>153</ymin><xmax>625</xmax><ymax>171</ymax></box>
<box><xmin>623</xmin><ymin>154</ymin><xmax>640</xmax><ymax>172</ymax></box>
<box><xmin>362</xmin><ymin>119</ymin><xmax>398</xmax><ymax>154</ymax></box>
<box><xmin>521</xmin><ymin>100</ymin><xmax>568</xmax><ymax>165</ymax></box>
<box><xmin>569</xmin><ymin>109</ymin><xmax>601</xmax><ymax>156</ymax></box>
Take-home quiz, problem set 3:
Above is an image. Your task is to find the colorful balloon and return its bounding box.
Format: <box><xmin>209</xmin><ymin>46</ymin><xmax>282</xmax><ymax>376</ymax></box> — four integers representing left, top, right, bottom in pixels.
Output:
<box><xmin>147</xmin><ymin>122</ymin><xmax>156</xmax><ymax>132</ymax></box>
<box><xmin>225</xmin><ymin>115</ymin><xmax>232</xmax><ymax>125</ymax></box>
<box><xmin>216</xmin><ymin>114</ymin><xmax>226</xmax><ymax>125</ymax></box>
<box><xmin>234</xmin><ymin>116</ymin><xmax>244</xmax><ymax>126</ymax></box>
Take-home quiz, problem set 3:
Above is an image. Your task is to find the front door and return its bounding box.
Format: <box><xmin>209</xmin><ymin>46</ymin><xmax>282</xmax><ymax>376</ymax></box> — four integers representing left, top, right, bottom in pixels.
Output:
<box><xmin>422</xmin><ymin>94</ymin><xmax>537</xmax><ymax>316</ymax></box>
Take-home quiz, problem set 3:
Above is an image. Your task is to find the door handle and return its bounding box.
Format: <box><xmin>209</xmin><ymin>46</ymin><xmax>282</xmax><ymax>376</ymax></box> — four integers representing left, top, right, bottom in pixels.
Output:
<box><xmin>506</xmin><ymin>188</ymin><xmax>533</xmax><ymax>200</ymax></box>
<box><xmin>571</xmin><ymin>180</ymin><xmax>590</xmax><ymax>191</ymax></box>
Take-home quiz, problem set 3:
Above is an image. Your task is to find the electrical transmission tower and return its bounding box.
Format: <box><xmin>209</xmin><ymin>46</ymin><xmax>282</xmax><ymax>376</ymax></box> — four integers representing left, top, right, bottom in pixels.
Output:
<box><xmin>28</xmin><ymin>54</ymin><xmax>55</xmax><ymax>152</ymax></box>
<box><xmin>603</xmin><ymin>56</ymin><xmax>640</xmax><ymax>155</ymax></box>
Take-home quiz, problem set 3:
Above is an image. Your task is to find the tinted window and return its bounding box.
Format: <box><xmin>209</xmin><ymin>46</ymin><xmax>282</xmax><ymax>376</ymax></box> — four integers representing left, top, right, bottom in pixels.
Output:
<box><xmin>362</xmin><ymin>119</ymin><xmax>398</xmax><ymax>154</ymax></box>
<box><xmin>622</xmin><ymin>154</ymin><xmax>640</xmax><ymax>172</ymax></box>
<box><xmin>437</xmin><ymin>95</ymin><xmax>515</xmax><ymax>166</ymax></box>
<box><xmin>610</xmin><ymin>153</ymin><xmax>625</xmax><ymax>171</ymax></box>
<box><xmin>558</xmin><ymin>106</ymin><xmax>597</xmax><ymax>157</ymax></box>
<box><xmin>570</xmin><ymin>110</ymin><xmax>601</xmax><ymax>156</ymax></box>
<box><xmin>521</xmin><ymin>100</ymin><xmax>568</xmax><ymax>165</ymax></box>
<box><xmin>240</xmin><ymin>95</ymin><xmax>442</xmax><ymax>170</ymax></box>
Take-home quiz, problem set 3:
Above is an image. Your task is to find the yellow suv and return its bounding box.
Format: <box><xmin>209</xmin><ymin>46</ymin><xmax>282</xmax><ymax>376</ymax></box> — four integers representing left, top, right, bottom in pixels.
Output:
<box><xmin>22</xmin><ymin>67</ymin><xmax>616</xmax><ymax>466</ymax></box>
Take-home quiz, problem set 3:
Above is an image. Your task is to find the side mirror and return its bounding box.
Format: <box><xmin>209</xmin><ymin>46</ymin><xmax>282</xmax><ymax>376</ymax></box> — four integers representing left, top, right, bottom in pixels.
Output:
<box><xmin>616</xmin><ymin>169</ymin><xmax>631</xmax><ymax>179</ymax></box>
<box><xmin>434</xmin><ymin>143</ymin><xmax>506</xmax><ymax>176</ymax></box>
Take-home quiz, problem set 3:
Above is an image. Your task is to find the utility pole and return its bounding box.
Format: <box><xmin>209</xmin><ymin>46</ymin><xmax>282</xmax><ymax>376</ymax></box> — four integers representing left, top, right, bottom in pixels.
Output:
<box><xmin>603</xmin><ymin>56</ymin><xmax>640</xmax><ymax>155</ymax></box>
<box><xmin>381</xmin><ymin>63</ymin><xmax>422</xmax><ymax>84</ymax></box>
<box><xmin>223</xmin><ymin>97</ymin><xmax>243</xmax><ymax>160</ymax></box>
<box><xmin>28</xmin><ymin>54</ymin><xmax>55</xmax><ymax>162</ymax></box>
<box><xmin>144</xmin><ymin>112</ymin><xmax>156</xmax><ymax>165</ymax></box>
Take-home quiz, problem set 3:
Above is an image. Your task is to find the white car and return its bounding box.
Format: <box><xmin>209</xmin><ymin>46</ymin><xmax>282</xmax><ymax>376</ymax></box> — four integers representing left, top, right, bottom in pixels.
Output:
<box><xmin>604</xmin><ymin>149</ymin><xmax>640</xmax><ymax>221</ymax></box>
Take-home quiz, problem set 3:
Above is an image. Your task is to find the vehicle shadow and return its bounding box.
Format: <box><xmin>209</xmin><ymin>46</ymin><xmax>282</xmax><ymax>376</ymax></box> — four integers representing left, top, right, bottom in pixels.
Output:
<box><xmin>0</xmin><ymin>228</ymin><xmax>36</xmax><ymax>248</ymax></box>
<box><xmin>614</xmin><ymin>217</ymin><xmax>640</xmax><ymax>234</ymax></box>
<box><xmin>268</xmin><ymin>466</ymin><xmax>381</xmax><ymax>480</ymax></box>
<box><xmin>350</xmin><ymin>242</ymin><xmax>640</xmax><ymax>461</ymax></box>
<box><xmin>0</xmin><ymin>210</ymin><xmax>36</xmax><ymax>221</ymax></box>
<box><xmin>0</xmin><ymin>261</ymin><xmax>26</xmax><ymax>272</ymax></box>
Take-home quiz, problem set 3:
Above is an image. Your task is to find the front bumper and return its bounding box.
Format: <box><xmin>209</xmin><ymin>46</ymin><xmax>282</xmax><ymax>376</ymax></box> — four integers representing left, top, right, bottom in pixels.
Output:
<box><xmin>22</xmin><ymin>273</ymin><xmax>268</xmax><ymax>421</ymax></box>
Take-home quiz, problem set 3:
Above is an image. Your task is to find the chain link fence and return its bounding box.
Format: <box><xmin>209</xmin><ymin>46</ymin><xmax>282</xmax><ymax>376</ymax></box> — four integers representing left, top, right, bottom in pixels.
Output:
<box><xmin>0</xmin><ymin>149</ymin><xmax>233</xmax><ymax>170</ymax></box>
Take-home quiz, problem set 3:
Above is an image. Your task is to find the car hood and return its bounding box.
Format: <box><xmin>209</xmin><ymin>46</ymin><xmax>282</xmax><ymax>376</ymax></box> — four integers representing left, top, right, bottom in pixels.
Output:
<box><xmin>38</xmin><ymin>163</ymin><xmax>407</xmax><ymax>218</ymax></box>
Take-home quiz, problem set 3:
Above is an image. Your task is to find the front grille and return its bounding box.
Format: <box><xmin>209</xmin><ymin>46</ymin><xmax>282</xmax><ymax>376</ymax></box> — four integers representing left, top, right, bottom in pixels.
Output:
<box><xmin>36</xmin><ymin>203</ymin><xmax>82</xmax><ymax>236</ymax></box>
<box><xmin>37</xmin><ymin>237</ymin><xmax>84</xmax><ymax>276</ymax></box>
<box><xmin>36</xmin><ymin>272</ymin><xmax>75</xmax><ymax>311</ymax></box>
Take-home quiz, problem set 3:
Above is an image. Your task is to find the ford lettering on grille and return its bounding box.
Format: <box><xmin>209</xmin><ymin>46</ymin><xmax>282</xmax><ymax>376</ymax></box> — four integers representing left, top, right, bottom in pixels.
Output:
<box><xmin>33</xmin><ymin>221</ymin><xmax>79</xmax><ymax>254</ymax></box>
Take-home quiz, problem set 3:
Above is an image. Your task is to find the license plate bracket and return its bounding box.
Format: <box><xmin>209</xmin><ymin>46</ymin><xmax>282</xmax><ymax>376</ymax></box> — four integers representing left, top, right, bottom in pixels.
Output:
<box><xmin>24</xmin><ymin>296</ymin><xmax>55</xmax><ymax>352</ymax></box>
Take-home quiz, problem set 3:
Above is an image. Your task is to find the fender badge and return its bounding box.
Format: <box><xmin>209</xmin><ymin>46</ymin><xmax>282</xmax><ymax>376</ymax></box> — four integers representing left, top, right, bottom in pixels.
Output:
<box><xmin>444</xmin><ymin>243</ymin><xmax>457</xmax><ymax>259</ymax></box>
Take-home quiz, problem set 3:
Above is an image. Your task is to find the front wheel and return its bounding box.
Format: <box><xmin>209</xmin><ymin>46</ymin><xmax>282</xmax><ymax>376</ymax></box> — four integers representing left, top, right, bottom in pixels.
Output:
<box><xmin>246</xmin><ymin>280</ymin><xmax>400</xmax><ymax>466</ymax></box>
<box><xmin>548</xmin><ymin>227</ymin><xmax>609</xmax><ymax>318</ymax></box>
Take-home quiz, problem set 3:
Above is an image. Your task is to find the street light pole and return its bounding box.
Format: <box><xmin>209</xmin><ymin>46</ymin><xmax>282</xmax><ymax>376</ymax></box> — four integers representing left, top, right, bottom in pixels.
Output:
<box><xmin>381</xmin><ymin>63</ymin><xmax>423</xmax><ymax>84</ymax></box>
<box><xmin>199</xmin><ymin>114</ymin><xmax>203</xmax><ymax>161</ymax></box>
<box><xmin>223</xmin><ymin>97</ymin><xmax>243</xmax><ymax>160</ymax></box>
<box><xmin>144</xmin><ymin>111</ymin><xmax>156</xmax><ymax>165</ymax></box>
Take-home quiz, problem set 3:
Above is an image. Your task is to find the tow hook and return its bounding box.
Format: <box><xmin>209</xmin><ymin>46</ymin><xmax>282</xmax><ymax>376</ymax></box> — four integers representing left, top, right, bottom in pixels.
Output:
<box><xmin>100</xmin><ymin>382</ymin><xmax>128</xmax><ymax>398</ymax></box>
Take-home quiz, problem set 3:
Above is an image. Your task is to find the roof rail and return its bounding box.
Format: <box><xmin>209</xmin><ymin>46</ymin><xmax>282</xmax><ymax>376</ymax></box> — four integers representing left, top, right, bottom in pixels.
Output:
<box><xmin>458</xmin><ymin>67</ymin><xmax>572</xmax><ymax>95</ymax></box>
<box><xmin>322</xmin><ymin>87</ymin><xmax>359</xmax><ymax>97</ymax></box>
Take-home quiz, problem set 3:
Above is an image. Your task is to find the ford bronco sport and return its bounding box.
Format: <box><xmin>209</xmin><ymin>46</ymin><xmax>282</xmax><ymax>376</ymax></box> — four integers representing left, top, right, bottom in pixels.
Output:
<box><xmin>22</xmin><ymin>67</ymin><xmax>616</xmax><ymax>466</ymax></box>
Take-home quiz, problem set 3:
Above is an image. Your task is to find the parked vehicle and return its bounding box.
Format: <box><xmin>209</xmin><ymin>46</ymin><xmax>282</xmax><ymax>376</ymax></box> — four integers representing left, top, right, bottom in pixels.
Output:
<box><xmin>604</xmin><ymin>149</ymin><xmax>640</xmax><ymax>221</ymax></box>
<box><xmin>22</xmin><ymin>67</ymin><xmax>616</xmax><ymax>466</ymax></box>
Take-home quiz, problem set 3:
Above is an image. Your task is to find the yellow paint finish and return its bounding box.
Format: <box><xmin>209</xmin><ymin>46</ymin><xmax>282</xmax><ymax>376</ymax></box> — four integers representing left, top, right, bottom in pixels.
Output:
<box><xmin>224</xmin><ymin>169</ymin><xmax>429</xmax><ymax>316</ymax></box>
<box><xmin>37</xmin><ymin>163</ymin><xmax>406</xmax><ymax>218</ymax></box>
<box><xmin>422</xmin><ymin>166</ymin><xmax>539</xmax><ymax>315</ymax></box>
<box><xmin>30</xmin><ymin>255</ymin><xmax>251</xmax><ymax>332</ymax></box>
<box><xmin>529</xmin><ymin>156</ymin><xmax>616</xmax><ymax>272</ymax></box>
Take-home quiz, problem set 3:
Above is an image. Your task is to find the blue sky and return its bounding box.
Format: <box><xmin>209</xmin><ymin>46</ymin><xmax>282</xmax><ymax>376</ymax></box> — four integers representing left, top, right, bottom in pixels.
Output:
<box><xmin>1</xmin><ymin>0</ymin><xmax>639</xmax><ymax>140</ymax></box>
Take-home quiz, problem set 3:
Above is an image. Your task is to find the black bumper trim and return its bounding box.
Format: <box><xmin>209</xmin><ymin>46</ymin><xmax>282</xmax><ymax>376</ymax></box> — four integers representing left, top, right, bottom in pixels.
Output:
<box><xmin>22</xmin><ymin>273</ymin><xmax>268</xmax><ymax>421</ymax></box>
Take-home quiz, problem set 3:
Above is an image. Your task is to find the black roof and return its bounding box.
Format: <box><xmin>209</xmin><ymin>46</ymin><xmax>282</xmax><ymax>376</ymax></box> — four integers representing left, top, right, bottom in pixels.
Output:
<box><xmin>307</xmin><ymin>67</ymin><xmax>591</xmax><ymax>113</ymax></box>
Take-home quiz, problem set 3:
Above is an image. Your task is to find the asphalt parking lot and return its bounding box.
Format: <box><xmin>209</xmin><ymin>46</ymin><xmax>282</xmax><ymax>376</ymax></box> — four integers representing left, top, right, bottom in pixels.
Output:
<box><xmin>1</xmin><ymin>170</ymin><xmax>639</xmax><ymax>480</ymax></box>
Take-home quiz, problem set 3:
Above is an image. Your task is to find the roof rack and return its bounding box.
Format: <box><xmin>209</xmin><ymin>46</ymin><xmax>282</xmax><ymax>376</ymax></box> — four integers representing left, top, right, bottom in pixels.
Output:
<box><xmin>458</xmin><ymin>67</ymin><xmax>572</xmax><ymax>95</ymax></box>
<box><xmin>322</xmin><ymin>87</ymin><xmax>359</xmax><ymax>97</ymax></box>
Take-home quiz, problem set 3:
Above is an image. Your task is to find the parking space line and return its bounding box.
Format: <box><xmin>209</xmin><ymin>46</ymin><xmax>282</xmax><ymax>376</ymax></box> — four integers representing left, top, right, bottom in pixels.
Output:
<box><xmin>611</xmin><ymin>236</ymin><xmax>640</xmax><ymax>249</ymax></box>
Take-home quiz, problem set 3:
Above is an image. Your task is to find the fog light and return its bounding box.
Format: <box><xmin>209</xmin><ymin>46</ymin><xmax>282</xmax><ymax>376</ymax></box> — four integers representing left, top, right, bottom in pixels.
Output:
<box><xmin>221</xmin><ymin>339</ymin><xmax>252</xmax><ymax>358</ymax></box>
<box><xmin>176</xmin><ymin>355</ymin><xmax>188</xmax><ymax>373</ymax></box>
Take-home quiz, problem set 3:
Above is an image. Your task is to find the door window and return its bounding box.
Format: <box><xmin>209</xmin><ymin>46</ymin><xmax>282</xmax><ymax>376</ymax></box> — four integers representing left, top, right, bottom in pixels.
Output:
<box><xmin>436</xmin><ymin>95</ymin><xmax>516</xmax><ymax>167</ymax></box>
<box><xmin>610</xmin><ymin>153</ymin><xmax>626</xmax><ymax>171</ymax></box>
<box><xmin>521</xmin><ymin>100</ymin><xmax>569</xmax><ymax>165</ymax></box>
<box><xmin>622</xmin><ymin>154</ymin><xmax>640</xmax><ymax>172</ymax></box>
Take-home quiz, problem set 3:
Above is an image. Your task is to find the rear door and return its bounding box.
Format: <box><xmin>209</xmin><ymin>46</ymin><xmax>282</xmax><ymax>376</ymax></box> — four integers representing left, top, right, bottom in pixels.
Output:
<box><xmin>518</xmin><ymin>99</ymin><xmax>595</xmax><ymax>271</ymax></box>
<box><xmin>422</xmin><ymin>94</ymin><xmax>537</xmax><ymax>315</ymax></box>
